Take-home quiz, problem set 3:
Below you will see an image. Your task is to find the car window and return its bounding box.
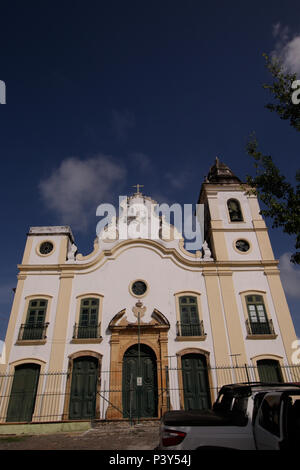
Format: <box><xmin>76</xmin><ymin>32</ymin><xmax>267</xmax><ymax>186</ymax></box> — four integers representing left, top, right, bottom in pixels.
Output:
<box><xmin>259</xmin><ymin>395</ymin><xmax>281</xmax><ymax>437</ymax></box>
<box><xmin>214</xmin><ymin>393</ymin><xmax>234</xmax><ymax>412</ymax></box>
<box><xmin>232</xmin><ymin>396</ymin><xmax>248</xmax><ymax>414</ymax></box>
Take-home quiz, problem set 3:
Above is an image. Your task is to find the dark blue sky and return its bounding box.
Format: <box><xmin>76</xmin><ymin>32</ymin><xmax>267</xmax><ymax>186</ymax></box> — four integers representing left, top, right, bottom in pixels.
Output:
<box><xmin>0</xmin><ymin>0</ymin><xmax>299</xmax><ymax>341</ymax></box>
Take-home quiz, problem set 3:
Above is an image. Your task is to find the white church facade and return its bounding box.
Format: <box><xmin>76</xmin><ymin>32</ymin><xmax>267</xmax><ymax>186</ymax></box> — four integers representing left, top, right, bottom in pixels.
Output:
<box><xmin>0</xmin><ymin>158</ymin><xmax>298</xmax><ymax>423</ymax></box>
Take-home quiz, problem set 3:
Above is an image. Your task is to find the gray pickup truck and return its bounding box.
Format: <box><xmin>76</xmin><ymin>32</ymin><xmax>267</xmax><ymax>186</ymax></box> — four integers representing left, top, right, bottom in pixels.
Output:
<box><xmin>159</xmin><ymin>382</ymin><xmax>300</xmax><ymax>450</ymax></box>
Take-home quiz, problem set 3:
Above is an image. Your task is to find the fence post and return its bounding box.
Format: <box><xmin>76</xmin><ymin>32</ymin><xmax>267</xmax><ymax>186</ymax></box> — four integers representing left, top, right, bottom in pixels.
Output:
<box><xmin>244</xmin><ymin>364</ymin><xmax>250</xmax><ymax>384</ymax></box>
<box><xmin>165</xmin><ymin>366</ymin><xmax>170</xmax><ymax>412</ymax></box>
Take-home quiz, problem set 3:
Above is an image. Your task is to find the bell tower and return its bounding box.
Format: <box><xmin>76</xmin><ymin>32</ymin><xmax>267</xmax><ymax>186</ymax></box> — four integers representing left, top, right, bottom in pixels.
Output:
<box><xmin>198</xmin><ymin>157</ymin><xmax>275</xmax><ymax>262</ymax></box>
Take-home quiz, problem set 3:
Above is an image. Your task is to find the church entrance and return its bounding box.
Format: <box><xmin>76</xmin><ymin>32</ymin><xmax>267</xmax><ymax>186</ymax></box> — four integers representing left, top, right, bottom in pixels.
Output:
<box><xmin>122</xmin><ymin>344</ymin><xmax>158</xmax><ymax>419</ymax></box>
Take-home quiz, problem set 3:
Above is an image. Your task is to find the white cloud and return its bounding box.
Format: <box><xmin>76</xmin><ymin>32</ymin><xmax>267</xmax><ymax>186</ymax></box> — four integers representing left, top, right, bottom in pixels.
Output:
<box><xmin>271</xmin><ymin>23</ymin><xmax>300</xmax><ymax>76</ymax></box>
<box><xmin>279</xmin><ymin>252</ymin><xmax>300</xmax><ymax>299</ymax></box>
<box><xmin>39</xmin><ymin>154</ymin><xmax>127</xmax><ymax>230</ymax></box>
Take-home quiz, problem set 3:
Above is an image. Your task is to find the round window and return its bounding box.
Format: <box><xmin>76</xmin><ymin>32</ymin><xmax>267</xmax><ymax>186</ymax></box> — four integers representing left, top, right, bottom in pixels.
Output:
<box><xmin>131</xmin><ymin>280</ymin><xmax>147</xmax><ymax>296</ymax></box>
<box><xmin>39</xmin><ymin>241</ymin><xmax>54</xmax><ymax>255</ymax></box>
<box><xmin>235</xmin><ymin>239</ymin><xmax>250</xmax><ymax>252</ymax></box>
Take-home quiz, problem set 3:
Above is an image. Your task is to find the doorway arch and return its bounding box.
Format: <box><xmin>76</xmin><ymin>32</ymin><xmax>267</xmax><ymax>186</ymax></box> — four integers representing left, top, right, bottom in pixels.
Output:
<box><xmin>6</xmin><ymin>363</ymin><xmax>40</xmax><ymax>422</ymax></box>
<box><xmin>179</xmin><ymin>351</ymin><xmax>211</xmax><ymax>410</ymax></box>
<box><xmin>67</xmin><ymin>354</ymin><xmax>101</xmax><ymax>420</ymax></box>
<box><xmin>122</xmin><ymin>344</ymin><xmax>158</xmax><ymax>419</ymax></box>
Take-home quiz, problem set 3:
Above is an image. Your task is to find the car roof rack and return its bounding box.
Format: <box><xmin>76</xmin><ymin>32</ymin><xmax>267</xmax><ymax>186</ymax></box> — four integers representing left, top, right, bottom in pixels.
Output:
<box><xmin>220</xmin><ymin>382</ymin><xmax>300</xmax><ymax>390</ymax></box>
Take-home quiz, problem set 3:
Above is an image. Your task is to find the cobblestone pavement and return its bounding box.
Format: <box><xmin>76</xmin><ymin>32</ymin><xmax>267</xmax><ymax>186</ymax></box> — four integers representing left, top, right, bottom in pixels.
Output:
<box><xmin>0</xmin><ymin>421</ymin><xmax>161</xmax><ymax>450</ymax></box>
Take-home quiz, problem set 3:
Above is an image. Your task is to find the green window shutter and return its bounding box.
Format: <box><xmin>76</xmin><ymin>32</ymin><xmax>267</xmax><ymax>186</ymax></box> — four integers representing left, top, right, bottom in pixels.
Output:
<box><xmin>246</xmin><ymin>295</ymin><xmax>270</xmax><ymax>334</ymax></box>
<box><xmin>78</xmin><ymin>298</ymin><xmax>100</xmax><ymax>338</ymax></box>
<box><xmin>179</xmin><ymin>296</ymin><xmax>200</xmax><ymax>336</ymax></box>
<box><xmin>26</xmin><ymin>299</ymin><xmax>47</xmax><ymax>324</ymax></box>
<box><xmin>22</xmin><ymin>299</ymin><xmax>48</xmax><ymax>340</ymax></box>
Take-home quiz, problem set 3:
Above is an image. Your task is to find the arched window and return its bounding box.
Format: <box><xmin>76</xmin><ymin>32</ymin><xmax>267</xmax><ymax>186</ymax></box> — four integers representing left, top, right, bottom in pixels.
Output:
<box><xmin>6</xmin><ymin>363</ymin><xmax>41</xmax><ymax>422</ymax></box>
<box><xmin>20</xmin><ymin>298</ymin><xmax>48</xmax><ymax>340</ymax></box>
<box><xmin>246</xmin><ymin>295</ymin><xmax>272</xmax><ymax>335</ymax></box>
<box><xmin>178</xmin><ymin>296</ymin><xmax>202</xmax><ymax>336</ymax></box>
<box><xmin>257</xmin><ymin>359</ymin><xmax>283</xmax><ymax>383</ymax></box>
<box><xmin>76</xmin><ymin>298</ymin><xmax>100</xmax><ymax>339</ymax></box>
<box><xmin>227</xmin><ymin>198</ymin><xmax>243</xmax><ymax>222</ymax></box>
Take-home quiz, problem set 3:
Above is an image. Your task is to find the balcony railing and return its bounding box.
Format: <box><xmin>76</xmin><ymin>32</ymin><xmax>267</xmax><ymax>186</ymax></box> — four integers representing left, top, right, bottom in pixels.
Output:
<box><xmin>246</xmin><ymin>318</ymin><xmax>275</xmax><ymax>336</ymax></box>
<box><xmin>72</xmin><ymin>323</ymin><xmax>101</xmax><ymax>340</ymax></box>
<box><xmin>18</xmin><ymin>322</ymin><xmax>49</xmax><ymax>341</ymax></box>
<box><xmin>176</xmin><ymin>320</ymin><xmax>205</xmax><ymax>337</ymax></box>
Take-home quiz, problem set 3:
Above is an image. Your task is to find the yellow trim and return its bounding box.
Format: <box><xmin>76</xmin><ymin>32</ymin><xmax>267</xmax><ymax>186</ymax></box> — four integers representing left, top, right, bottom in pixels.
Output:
<box><xmin>58</xmin><ymin>236</ymin><xmax>68</xmax><ymax>264</ymax></box>
<box><xmin>218</xmin><ymin>273</ymin><xmax>247</xmax><ymax>363</ymax></box>
<box><xmin>2</xmin><ymin>277</ymin><xmax>26</xmax><ymax>367</ymax></box>
<box><xmin>202</xmin><ymin>270</ymin><xmax>230</xmax><ymax>365</ymax></box>
<box><xmin>17</xmin><ymin>236</ymin><xmax>281</xmax><ymax>274</ymax></box>
<box><xmin>48</xmin><ymin>274</ymin><xmax>74</xmax><ymax>371</ymax></box>
<box><xmin>76</xmin><ymin>238</ymin><xmax>99</xmax><ymax>261</ymax></box>
<box><xmin>264</xmin><ymin>270</ymin><xmax>297</xmax><ymax>363</ymax></box>
<box><xmin>21</xmin><ymin>236</ymin><xmax>33</xmax><ymax>264</ymax></box>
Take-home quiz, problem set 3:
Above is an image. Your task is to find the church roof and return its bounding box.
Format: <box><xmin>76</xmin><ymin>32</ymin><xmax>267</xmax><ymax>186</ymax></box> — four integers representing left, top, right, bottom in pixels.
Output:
<box><xmin>205</xmin><ymin>157</ymin><xmax>241</xmax><ymax>184</ymax></box>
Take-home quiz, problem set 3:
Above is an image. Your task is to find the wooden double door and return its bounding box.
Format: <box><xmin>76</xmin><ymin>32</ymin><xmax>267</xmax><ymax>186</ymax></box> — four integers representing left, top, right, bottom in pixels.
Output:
<box><xmin>69</xmin><ymin>356</ymin><xmax>99</xmax><ymax>420</ymax></box>
<box><xmin>6</xmin><ymin>363</ymin><xmax>40</xmax><ymax>422</ymax></box>
<box><xmin>182</xmin><ymin>354</ymin><xmax>211</xmax><ymax>410</ymax></box>
<box><xmin>122</xmin><ymin>344</ymin><xmax>158</xmax><ymax>419</ymax></box>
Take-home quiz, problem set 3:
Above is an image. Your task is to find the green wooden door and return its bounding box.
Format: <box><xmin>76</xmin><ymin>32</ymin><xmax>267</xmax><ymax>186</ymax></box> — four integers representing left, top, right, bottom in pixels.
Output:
<box><xmin>122</xmin><ymin>344</ymin><xmax>158</xmax><ymax>418</ymax></box>
<box><xmin>6</xmin><ymin>364</ymin><xmax>40</xmax><ymax>422</ymax></box>
<box><xmin>69</xmin><ymin>357</ymin><xmax>99</xmax><ymax>420</ymax></box>
<box><xmin>182</xmin><ymin>354</ymin><xmax>211</xmax><ymax>410</ymax></box>
<box><xmin>257</xmin><ymin>359</ymin><xmax>283</xmax><ymax>383</ymax></box>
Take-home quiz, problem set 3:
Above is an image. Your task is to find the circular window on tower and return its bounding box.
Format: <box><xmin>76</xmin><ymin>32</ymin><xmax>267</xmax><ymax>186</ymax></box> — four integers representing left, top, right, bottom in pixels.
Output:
<box><xmin>235</xmin><ymin>239</ymin><xmax>250</xmax><ymax>253</ymax></box>
<box><xmin>38</xmin><ymin>240</ymin><xmax>54</xmax><ymax>256</ymax></box>
<box><xmin>130</xmin><ymin>280</ymin><xmax>148</xmax><ymax>298</ymax></box>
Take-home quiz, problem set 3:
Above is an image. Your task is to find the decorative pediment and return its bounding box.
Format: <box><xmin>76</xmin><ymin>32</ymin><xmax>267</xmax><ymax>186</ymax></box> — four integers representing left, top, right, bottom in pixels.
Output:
<box><xmin>108</xmin><ymin>306</ymin><xmax>169</xmax><ymax>330</ymax></box>
<box><xmin>109</xmin><ymin>309</ymin><xmax>126</xmax><ymax>328</ymax></box>
<box><xmin>150</xmin><ymin>309</ymin><xmax>170</xmax><ymax>327</ymax></box>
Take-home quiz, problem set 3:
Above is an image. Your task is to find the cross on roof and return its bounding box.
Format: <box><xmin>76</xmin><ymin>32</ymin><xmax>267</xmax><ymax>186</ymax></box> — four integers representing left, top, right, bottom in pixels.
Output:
<box><xmin>132</xmin><ymin>184</ymin><xmax>144</xmax><ymax>194</ymax></box>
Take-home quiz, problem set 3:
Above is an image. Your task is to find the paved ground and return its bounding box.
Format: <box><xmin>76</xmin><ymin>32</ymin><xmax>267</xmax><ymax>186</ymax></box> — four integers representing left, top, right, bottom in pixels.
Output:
<box><xmin>0</xmin><ymin>421</ymin><xmax>161</xmax><ymax>450</ymax></box>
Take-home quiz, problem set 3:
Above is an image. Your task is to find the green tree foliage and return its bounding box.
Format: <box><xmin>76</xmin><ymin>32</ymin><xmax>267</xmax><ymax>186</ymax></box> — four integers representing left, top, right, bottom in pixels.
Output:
<box><xmin>246</xmin><ymin>54</ymin><xmax>300</xmax><ymax>264</ymax></box>
<box><xmin>262</xmin><ymin>53</ymin><xmax>300</xmax><ymax>131</ymax></box>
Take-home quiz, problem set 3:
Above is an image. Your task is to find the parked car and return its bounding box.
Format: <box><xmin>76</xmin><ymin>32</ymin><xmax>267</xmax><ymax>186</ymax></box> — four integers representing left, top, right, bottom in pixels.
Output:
<box><xmin>159</xmin><ymin>382</ymin><xmax>300</xmax><ymax>450</ymax></box>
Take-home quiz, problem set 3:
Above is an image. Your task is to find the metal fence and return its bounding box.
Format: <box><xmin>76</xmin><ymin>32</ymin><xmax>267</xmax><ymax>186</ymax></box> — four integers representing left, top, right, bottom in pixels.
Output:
<box><xmin>0</xmin><ymin>363</ymin><xmax>300</xmax><ymax>424</ymax></box>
